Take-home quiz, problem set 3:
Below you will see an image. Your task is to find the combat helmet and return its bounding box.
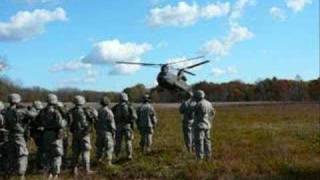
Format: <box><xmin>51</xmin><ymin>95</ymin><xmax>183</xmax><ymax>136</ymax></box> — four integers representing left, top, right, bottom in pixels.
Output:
<box><xmin>100</xmin><ymin>96</ymin><xmax>111</xmax><ymax>106</ymax></box>
<box><xmin>8</xmin><ymin>93</ymin><xmax>21</xmax><ymax>104</ymax></box>
<box><xmin>120</xmin><ymin>93</ymin><xmax>129</xmax><ymax>102</ymax></box>
<box><xmin>33</xmin><ymin>101</ymin><xmax>43</xmax><ymax>110</ymax></box>
<box><xmin>194</xmin><ymin>90</ymin><xmax>205</xmax><ymax>101</ymax></box>
<box><xmin>73</xmin><ymin>95</ymin><xmax>86</xmax><ymax>105</ymax></box>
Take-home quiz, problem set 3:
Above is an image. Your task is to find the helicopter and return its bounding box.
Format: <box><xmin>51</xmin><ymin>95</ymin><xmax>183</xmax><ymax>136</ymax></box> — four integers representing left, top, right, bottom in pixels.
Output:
<box><xmin>116</xmin><ymin>56</ymin><xmax>210</xmax><ymax>94</ymax></box>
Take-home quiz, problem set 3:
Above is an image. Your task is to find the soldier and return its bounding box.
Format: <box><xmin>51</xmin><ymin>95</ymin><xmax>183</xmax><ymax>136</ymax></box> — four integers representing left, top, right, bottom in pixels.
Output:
<box><xmin>2</xmin><ymin>94</ymin><xmax>33</xmax><ymax>179</ymax></box>
<box><xmin>28</xmin><ymin>101</ymin><xmax>45</xmax><ymax>170</ymax></box>
<box><xmin>193</xmin><ymin>90</ymin><xmax>215</xmax><ymax>160</ymax></box>
<box><xmin>68</xmin><ymin>95</ymin><xmax>97</xmax><ymax>175</ymax></box>
<box><xmin>179</xmin><ymin>93</ymin><xmax>196</xmax><ymax>152</ymax></box>
<box><xmin>95</xmin><ymin>96</ymin><xmax>116</xmax><ymax>165</ymax></box>
<box><xmin>0</xmin><ymin>101</ymin><xmax>8</xmax><ymax>176</ymax></box>
<box><xmin>57</xmin><ymin>102</ymin><xmax>69</xmax><ymax>169</ymax></box>
<box><xmin>112</xmin><ymin>93</ymin><xmax>137</xmax><ymax>160</ymax></box>
<box><xmin>38</xmin><ymin>94</ymin><xmax>64</xmax><ymax>179</ymax></box>
<box><xmin>137</xmin><ymin>94</ymin><xmax>157</xmax><ymax>154</ymax></box>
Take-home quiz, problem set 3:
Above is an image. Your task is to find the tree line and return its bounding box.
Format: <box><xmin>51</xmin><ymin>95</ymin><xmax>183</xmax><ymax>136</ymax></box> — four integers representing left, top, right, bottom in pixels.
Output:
<box><xmin>0</xmin><ymin>76</ymin><xmax>319</xmax><ymax>103</ymax></box>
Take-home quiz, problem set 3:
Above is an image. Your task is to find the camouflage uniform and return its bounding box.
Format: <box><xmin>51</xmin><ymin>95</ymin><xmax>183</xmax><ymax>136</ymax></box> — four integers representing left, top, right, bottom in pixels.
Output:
<box><xmin>2</xmin><ymin>94</ymin><xmax>33</xmax><ymax>178</ymax></box>
<box><xmin>28</xmin><ymin>101</ymin><xmax>45</xmax><ymax>169</ymax></box>
<box><xmin>0</xmin><ymin>101</ymin><xmax>9</xmax><ymax>175</ymax></box>
<box><xmin>95</xmin><ymin>97</ymin><xmax>116</xmax><ymax>165</ymax></box>
<box><xmin>193</xmin><ymin>90</ymin><xmax>215</xmax><ymax>160</ymax></box>
<box><xmin>38</xmin><ymin>94</ymin><xmax>64</xmax><ymax>177</ymax></box>
<box><xmin>68</xmin><ymin>96</ymin><xmax>97</xmax><ymax>175</ymax></box>
<box><xmin>57</xmin><ymin>102</ymin><xmax>69</xmax><ymax>168</ymax></box>
<box><xmin>112</xmin><ymin>93</ymin><xmax>137</xmax><ymax>159</ymax></box>
<box><xmin>137</xmin><ymin>95</ymin><xmax>157</xmax><ymax>153</ymax></box>
<box><xmin>179</xmin><ymin>96</ymin><xmax>196</xmax><ymax>152</ymax></box>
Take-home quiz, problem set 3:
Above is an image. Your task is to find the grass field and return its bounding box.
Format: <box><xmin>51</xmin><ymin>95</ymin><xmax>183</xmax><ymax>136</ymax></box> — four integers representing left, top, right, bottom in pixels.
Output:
<box><xmin>24</xmin><ymin>103</ymin><xmax>320</xmax><ymax>179</ymax></box>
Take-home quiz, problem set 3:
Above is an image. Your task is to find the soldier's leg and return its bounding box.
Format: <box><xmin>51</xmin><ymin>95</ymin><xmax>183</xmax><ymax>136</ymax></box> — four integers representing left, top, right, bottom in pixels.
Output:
<box><xmin>95</xmin><ymin>133</ymin><xmax>105</xmax><ymax>161</ymax></box>
<box><xmin>125</xmin><ymin>129</ymin><xmax>133</xmax><ymax>159</ymax></box>
<box><xmin>146</xmin><ymin>129</ymin><xmax>153</xmax><ymax>152</ymax></box>
<box><xmin>140</xmin><ymin>129</ymin><xmax>147</xmax><ymax>152</ymax></box>
<box><xmin>71</xmin><ymin>138</ymin><xmax>81</xmax><ymax>173</ymax></box>
<box><xmin>183</xmin><ymin>124</ymin><xmax>192</xmax><ymax>152</ymax></box>
<box><xmin>204</xmin><ymin>129</ymin><xmax>212</xmax><ymax>160</ymax></box>
<box><xmin>114</xmin><ymin>129</ymin><xmax>122</xmax><ymax>157</ymax></box>
<box><xmin>105</xmin><ymin>132</ymin><xmax>114</xmax><ymax>165</ymax></box>
<box><xmin>194</xmin><ymin>128</ymin><xmax>205</xmax><ymax>160</ymax></box>
<box><xmin>62</xmin><ymin>136</ymin><xmax>69</xmax><ymax>167</ymax></box>
<box><xmin>82</xmin><ymin>135</ymin><xmax>92</xmax><ymax>173</ymax></box>
<box><xmin>82</xmin><ymin>150</ymin><xmax>91</xmax><ymax>172</ymax></box>
<box><xmin>17</xmin><ymin>155</ymin><xmax>28</xmax><ymax>177</ymax></box>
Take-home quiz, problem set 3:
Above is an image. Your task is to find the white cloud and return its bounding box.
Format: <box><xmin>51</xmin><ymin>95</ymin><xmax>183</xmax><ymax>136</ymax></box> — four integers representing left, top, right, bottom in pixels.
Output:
<box><xmin>57</xmin><ymin>69</ymin><xmax>99</xmax><ymax>87</ymax></box>
<box><xmin>229</xmin><ymin>0</ymin><xmax>255</xmax><ymax>24</ymax></box>
<box><xmin>50</xmin><ymin>60</ymin><xmax>92</xmax><ymax>72</ymax></box>
<box><xmin>212</xmin><ymin>66</ymin><xmax>238</xmax><ymax>77</ymax></box>
<box><xmin>285</xmin><ymin>0</ymin><xmax>312</xmax><ymax>12</ymax></box>
<box><xmin>0</xmin><ymin>62</ymin><xmax>7</xmax><ymax>72</ymax></box>
<box><xmin>270</xmin><ymin>7</ymin><xmax>287</xmax><ymax>21</ymax></box>
<box><xmin>201</xmin><ymin>24</ymin><xmax>254</xmax><ymax>56</ymax></box>
<box><xmin>147</xmin><ymin>1</ymin><xmax>230</xmax><ymax>27</ymax></box>
<box><xmin>0</xmin><ymin>57</ymin><xmax>8</xmax><ymax>72</ymax></box>
<box><xmin>0</xmin><ymin>7</ymin><xmax>67</xmax><ymax>41</ymax></box>
<box><xmin>82</xmin><ymin>39</ymin><xmax>152</xmax><ymax>75</ymax></box>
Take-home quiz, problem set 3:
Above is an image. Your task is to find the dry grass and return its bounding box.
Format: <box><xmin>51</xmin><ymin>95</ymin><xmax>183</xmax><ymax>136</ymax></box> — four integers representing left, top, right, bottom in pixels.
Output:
<box><xmin>22</xmin><ymin>103</ymin><xmax>320</xmax><ymax>179</ymax></box>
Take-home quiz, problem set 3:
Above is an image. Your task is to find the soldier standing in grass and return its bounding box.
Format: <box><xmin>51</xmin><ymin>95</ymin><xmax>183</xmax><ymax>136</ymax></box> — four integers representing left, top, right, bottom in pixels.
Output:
<box><xmin>95</xmin><ymin>96</ymin><xmax>116</xmax><ymax>165</ymax></box>
<box><xmin>193</xmin><ymin>90</ymin><xmax>215</xmax><ymax>160</ymax></box>
<box><xmin>38</xmin><ymin>94</ymin><xmax>65</xmax><ymax>179</ymax></box>
<box><xmin>57</xmin><ymin>102</ymin><xmax>69</xmax><ymax>169</ymax></box>
<box><xmin>137</xmin><ymin>94</ymin><xmax>157</xmax><ymax>154</ymax></box>
<box><xmin>179</xmin><ymin>93</ymin><xmax>196</xmax><ymax>152</ymax></box>
<box><xmin>0</xmin><ymin>101</ymin><xmax>8</xmax><ymax>176</ymax></box>
<box><xmin>28</xmin><ymin>101</ymin><xmax>45</xmax><ymax>170</ymax></box>
<box><xmin>112</xmin><ymin>93</ymin><xmax>137</xmax><ymax>160</ymax></box>
<box><xmin>2</xmin><ymin>94</ymin><xmax>34</xmax><ymax>179</ymax></box>
<box><xmin>68</xmin><ymin>95</ymin><xmax>97</xmax><ymax>175</ymax></box>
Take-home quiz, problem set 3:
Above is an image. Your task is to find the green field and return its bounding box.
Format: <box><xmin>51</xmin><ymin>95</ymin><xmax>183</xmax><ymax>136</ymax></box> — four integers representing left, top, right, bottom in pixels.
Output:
<box><xmin>24</xmin><ymin>103</ymin><xmax>320</xmax><ymax>179</ymax></box>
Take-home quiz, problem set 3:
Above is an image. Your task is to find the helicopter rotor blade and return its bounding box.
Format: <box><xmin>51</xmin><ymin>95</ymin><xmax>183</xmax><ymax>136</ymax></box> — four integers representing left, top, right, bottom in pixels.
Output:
<box><xmin>115</xmin><ymin>61</ymin><xmax>163</xmax><ymax>66</ymax></box>
<box><xmin>166</xmin><ymin>55</ymin><xmax>205</xmax><ymax>65</ymax></box>
<box><xmin>182</xmin><ymin>70</ymin><xmax>196</xmax><ymax>76</ymax></box>
<box><xmin>182</xmin><ymin>60</ymin><xmax>210</xmax><ymax>69</ymax></box>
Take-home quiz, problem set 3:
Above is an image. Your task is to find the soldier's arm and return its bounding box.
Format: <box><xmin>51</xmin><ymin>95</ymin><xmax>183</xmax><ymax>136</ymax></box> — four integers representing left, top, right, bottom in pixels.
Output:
<box><xmin>108</xmin><ymin>110</ymin><xmax>116</xmax><ymax>135</ymax></box>
<box><xmin>179</xmin><ymin>102</ymin><xmax>186</xmax><ymax>114</ymax></box>
<box><xmin>150</xmin><ymin>106</ymin><xmax>158</xmax><ymax>127</ymax></box>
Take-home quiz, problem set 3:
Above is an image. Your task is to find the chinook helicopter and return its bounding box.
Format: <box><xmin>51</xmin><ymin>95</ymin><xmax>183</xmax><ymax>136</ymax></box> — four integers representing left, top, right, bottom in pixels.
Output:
<box><xmin>116</xmin><ymin>56</ymin><xmax>210</xmax><ymax>94</ymax></box>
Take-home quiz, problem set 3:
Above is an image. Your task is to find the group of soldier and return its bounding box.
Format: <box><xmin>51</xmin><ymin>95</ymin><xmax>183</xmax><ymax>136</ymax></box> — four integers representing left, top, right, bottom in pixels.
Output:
<box><xmin>0</xmin><ymin>89</ymin><xmax>214</xmax><ymax>179</ymax></box>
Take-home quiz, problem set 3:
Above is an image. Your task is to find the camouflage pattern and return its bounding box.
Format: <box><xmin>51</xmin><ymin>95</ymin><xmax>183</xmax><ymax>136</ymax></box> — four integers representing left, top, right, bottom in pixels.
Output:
<box><xmin>38</xmin><ymin>96</ymin><xmax>65</xmax><ymax>176</ymax></box>
<box><xmin>28</xmin><ymin>101</ymin><xmax>45</xmax><ymax>169</ymax></box>
<box><xmin>137</xmin><ymin>97</ymin><xmax>157</xmax><ymax>153</ymax></box>
<box><xmin>57</xmin><ymin>102</ymin><xmax>69</xmax><ymax>168</ymax></box>
<box><xmin>3</xmin><ymin>94</ymin><xmax>33</xmax><ymax>177</ymax></box>
<box><xmin>193</xmin><ymin>90</ymin><xmax>215</xmax><ymax>160</ymax></box>
<box><xmin>179</xmin><ymin>97</ymin><xmax>196</xmax><ymax>152</ymax></box>
<box><xmin>95</xmin><ymin>97</ymin><xmax>116</xmax><ymax>164</ymax></box>
<box><xmin>112</xmin><ymin>93</ymin><xmax>137</xmax><ymax>159</ymax></box>
<box><xmin>0</xmin><ymin>101</ymin><xmax>8</xmax><ymax>175</ymax></box>
<box><xmin>68</xmin><ymin>96</ymin><xmax>97</xmax><ymax>173</ymax></box>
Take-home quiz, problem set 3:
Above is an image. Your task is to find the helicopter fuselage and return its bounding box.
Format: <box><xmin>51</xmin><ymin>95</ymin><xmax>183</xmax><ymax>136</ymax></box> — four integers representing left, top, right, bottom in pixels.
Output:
<box><xmin>157</xmin><ymin>71</ymin><xmax>191</xmax><ymax>93</ymax></box>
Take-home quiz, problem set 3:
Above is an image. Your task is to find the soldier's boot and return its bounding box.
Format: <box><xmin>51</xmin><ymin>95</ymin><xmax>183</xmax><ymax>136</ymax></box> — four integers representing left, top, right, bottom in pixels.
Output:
<box><xmin>19</xmin><ymin>175</ymin><xmax>26</xmax><ymax>180</ymax></box>
<box><xmin>72</xmin><ymin>167</ymin><xmax>79</xmax><ymax>176</ymax></box>
<box><xmin>126</xmin><ymin>140</ymin><xmax>133</xmax><ymax>160</ymax></box>
<box><xmin>83</xmin><ymin>151</ymin><xmax>95</xmax><ymax>175</ymax></box>
<box><xmin>53</xmin><ymin>175</ymin><xmax>59</xmax><ymax>180</ymax></box>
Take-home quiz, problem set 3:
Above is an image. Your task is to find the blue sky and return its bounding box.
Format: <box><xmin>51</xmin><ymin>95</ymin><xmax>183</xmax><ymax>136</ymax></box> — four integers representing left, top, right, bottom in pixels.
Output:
<box><xmin>0</xmin><ymin>0</ymin><xmax>318</xmax><ymax>91</ymax></box>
